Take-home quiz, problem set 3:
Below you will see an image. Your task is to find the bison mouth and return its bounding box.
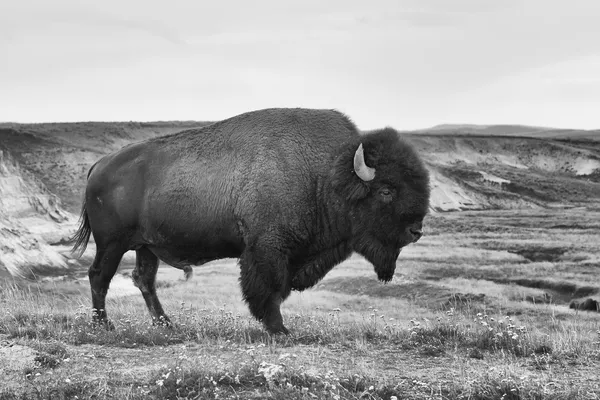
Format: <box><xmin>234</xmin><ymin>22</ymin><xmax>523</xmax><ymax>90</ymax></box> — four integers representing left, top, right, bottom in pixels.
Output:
<box><xmin>352</xmin><ymin>238</ymin><xmax>401</xmax><ymax>283</ymax></box>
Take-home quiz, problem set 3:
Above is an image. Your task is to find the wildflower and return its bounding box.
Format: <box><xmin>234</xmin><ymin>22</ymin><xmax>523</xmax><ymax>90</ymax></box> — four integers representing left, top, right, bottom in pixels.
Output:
<box><xmin>156</xmin><ymin>379</ymin><xmax>164</xmax><ymax>387</ymax></box>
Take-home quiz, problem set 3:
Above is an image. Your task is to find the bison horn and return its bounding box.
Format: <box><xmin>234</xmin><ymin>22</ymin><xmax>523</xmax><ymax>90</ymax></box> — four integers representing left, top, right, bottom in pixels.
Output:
<box><xmin>353</xmin><ymin>143</ymin><xmax>375</xmax><ymax>181</ymax></box>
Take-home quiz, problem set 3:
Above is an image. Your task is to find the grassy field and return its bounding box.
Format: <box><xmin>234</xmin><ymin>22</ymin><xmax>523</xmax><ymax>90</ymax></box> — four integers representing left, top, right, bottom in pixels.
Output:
<box><xmin>1</xmin><ymin>208</ymin><xmax>600</xmax><ymax>399</ymax></box>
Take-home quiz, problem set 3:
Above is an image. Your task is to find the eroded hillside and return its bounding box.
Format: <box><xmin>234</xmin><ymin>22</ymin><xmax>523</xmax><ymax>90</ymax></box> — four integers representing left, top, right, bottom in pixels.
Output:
<box><xmin>0</xmin><ymin>150</ymin><xmax>72</xmax><ymax>278</ymax></box>
<box><xmin>409</xmin><ymin>135</ymin><xmax>600</xmax><ymax>211</ymax></box>
<box><xmin>0</xmin><ymin>121</ymin><xmax>599</xmax><ymax>278</ymax></box>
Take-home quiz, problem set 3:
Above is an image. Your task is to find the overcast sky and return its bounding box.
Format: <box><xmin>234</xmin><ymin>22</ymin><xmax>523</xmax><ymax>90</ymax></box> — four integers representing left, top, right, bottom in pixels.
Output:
<box><xmin>1</xmin><ymin>0</ymin><xmax>599</xmax><ymax>130</ymax></box>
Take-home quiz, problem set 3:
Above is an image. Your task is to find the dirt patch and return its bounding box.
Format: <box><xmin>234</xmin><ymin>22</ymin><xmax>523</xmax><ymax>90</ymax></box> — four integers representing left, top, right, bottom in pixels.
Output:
<box><xmin>315</xmin><ymin>277</ymin><xmax>453</xmax><ymax>307</ymax></box>
<box><xmin>0</xmin><ymin>338</ymin><xmax>37</xmax><ymax>374</ymax></box>
<box><xmin>524</xmin><ymin>292</ymin><xmax>554</xmax><ymax>305</ymax></box>
<box><xmin>549</xmin><ymin>223</ymin><xmax>600</xmax><ymax>230</ymax></box>
<box><xmin>508</xmin><ymin>247</ymin><xmax>568</xmax><ymax>262</ymax></box>
<box><xmin>508</xmin><ymin>278</ymin><xmax>597</xmax><ymax>297</ymax></box>
<box><xmin>475</xmin><ymin>242</ymin><xmax>570</xmax><ymax>262</ymax></box>
<box><xmin>422</xmin><ymin>266</ymin><xmax>507</xmax><ymax>281</ymax></box>
<box><xmin>443</xmin><ymin>293</ymin><xmax>487</xmax><ymax>310</ymax></box>
<box><xmin>489</xmin><ymin>278</ymin><xmax>598</xmax><ymax>305</ymax></box>
<box><xmin>504</xmin><ymin>182</ymin><xmax>555</xmax><ymax>201</ymax></box>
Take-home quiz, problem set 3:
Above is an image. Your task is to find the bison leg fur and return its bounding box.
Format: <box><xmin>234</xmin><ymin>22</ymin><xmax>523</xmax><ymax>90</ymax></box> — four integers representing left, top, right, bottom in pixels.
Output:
<box><xmin>88</xmin><ymin>242</ymin><xmax>126</xmax><ymax>330</ymax></box>
<box><xmin>132</xmin><ymin>247</ymin><xmax>171</xmax><ymax>326</ymax></box>
<box><xmin>239</xmin><ymin>238</ymin><xmax>291</xmax><ymax>335</ymax></box>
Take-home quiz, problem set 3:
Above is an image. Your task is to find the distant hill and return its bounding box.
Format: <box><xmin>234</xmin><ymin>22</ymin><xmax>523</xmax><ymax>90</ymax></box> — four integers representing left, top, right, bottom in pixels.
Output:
<box><xmin>409</xmin><ymin>124</ymin><xmax>600</xmax><ymax>141</ymax></box>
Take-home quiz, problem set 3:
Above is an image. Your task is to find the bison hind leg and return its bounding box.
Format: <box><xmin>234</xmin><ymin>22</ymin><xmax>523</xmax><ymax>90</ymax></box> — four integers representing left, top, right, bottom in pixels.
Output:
<box><xmin>88</xmin><ymin>242</ymin><xmax>126</xmax><ymax>329</ymax></box>
<box><xmin>133</xmin><ymin>247</ymin><xmax>171</xmax><ymax>326</ymax></box>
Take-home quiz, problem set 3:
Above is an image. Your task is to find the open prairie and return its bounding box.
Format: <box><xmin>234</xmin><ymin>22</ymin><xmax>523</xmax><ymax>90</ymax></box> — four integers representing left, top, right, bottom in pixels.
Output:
<box><xmin>1</xmin><ymin>206</ymin><xmax>599</xmax><ymax>399</ymax></box>
<box><xmin>1</xmin><ymin>121</ymin><xmax>600</xmax><ymax>398</ymax></box>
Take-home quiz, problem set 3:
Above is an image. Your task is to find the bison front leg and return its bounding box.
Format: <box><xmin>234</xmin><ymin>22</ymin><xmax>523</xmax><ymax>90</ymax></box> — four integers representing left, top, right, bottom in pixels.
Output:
<box><xmin>239</xmin><ymin>236</ymin><xmax>291</xmax><ymax>335</ymax></box>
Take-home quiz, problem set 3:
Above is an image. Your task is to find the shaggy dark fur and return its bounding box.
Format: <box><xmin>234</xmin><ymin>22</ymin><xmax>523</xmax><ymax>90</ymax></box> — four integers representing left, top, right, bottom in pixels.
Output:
<box><xmin>70</xmin><ymin>108</ymin><xmax>430</xmax><ymax>334</ymax></box>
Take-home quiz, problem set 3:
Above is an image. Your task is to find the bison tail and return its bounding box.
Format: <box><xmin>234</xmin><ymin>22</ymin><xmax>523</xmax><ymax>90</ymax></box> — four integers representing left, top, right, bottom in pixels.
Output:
<box><xmin>68</xmin><ymin>198</ymin><xmax>92</xmax><ymax>258</ymax></box>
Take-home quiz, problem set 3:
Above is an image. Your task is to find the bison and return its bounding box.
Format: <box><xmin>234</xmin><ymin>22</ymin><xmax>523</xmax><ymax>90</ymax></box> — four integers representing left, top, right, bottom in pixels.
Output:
<box><xmin>70</xmin><ymin>108</ymin><xmax>430</xmax><ymax>334</ymax></box>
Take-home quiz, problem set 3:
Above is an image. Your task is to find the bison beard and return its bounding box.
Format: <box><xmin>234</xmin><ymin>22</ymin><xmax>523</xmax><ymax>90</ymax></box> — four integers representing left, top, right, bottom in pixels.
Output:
<box><xmin>353</xmin><ymin>239</ymin><xmax>401</xmax><ymax>283</ymax></box>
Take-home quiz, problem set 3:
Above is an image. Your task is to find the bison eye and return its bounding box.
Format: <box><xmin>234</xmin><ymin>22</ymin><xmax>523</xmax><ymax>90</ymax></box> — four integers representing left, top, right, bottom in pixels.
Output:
<box><xmin>378</xmin><ymin>188</ymin><xmax>393</xmax><ymax>202</ymax></box>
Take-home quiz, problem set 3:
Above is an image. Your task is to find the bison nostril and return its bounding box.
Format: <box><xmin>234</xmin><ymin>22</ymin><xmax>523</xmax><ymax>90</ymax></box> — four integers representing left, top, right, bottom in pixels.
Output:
<box><xmin>410</xmin><ymin>229</ymin><xmax>423</xmax><ymax>240</ymax></box>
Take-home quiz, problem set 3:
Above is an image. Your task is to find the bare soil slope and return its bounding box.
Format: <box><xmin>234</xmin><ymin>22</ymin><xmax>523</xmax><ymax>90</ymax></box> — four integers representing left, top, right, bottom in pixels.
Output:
<box><xmin>408</xmin><ymin>135</ymin><xmax>600</xmax><ymax>211</ymax></box>
<box><xmin>0</xmin><ymin>150</ymin><xmax>72</xmax><ymax>278</ymax></box>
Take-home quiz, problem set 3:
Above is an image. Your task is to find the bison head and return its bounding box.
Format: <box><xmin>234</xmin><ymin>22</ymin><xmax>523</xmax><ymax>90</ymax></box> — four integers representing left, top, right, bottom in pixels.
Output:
<box><xmin>331</xmin><ymin>128</ymin><xmax>430</xmax><ymax>282</ymax></box>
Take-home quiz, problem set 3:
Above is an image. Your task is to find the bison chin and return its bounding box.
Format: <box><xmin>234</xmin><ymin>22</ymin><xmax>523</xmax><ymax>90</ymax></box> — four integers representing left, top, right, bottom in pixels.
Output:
<box><xmin>353</xmin><ymin>239</ymin><xmax>401</xmax><ymax>283</ymax></box>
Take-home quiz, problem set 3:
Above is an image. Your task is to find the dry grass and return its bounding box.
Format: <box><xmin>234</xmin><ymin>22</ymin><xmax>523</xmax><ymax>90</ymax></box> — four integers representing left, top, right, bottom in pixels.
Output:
<box><xmin>1</xmin><ymin>208</ymin><xmax>600</xmax><ymax>399</ymax></box>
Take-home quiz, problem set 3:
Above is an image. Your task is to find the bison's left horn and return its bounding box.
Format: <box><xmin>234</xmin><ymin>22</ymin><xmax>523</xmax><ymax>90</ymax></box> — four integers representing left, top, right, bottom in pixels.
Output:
<box><xmin>353</xmin><ymin>143</ymin><xmax>376</xmax><ymax>181</ymax></box>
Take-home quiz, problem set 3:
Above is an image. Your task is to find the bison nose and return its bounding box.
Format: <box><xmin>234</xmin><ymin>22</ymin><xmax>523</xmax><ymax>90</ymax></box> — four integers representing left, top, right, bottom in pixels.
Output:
<box><xmin>410</xmin><ymin>228</ymin><xmax>423</xmax><ymax>242</ymax></box>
